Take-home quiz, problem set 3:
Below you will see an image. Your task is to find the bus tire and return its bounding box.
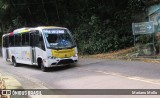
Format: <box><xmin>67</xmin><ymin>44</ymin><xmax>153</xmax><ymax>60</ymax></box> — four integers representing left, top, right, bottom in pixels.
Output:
<box><xmin>12</xmin><ymin>57</ymin><xmax>18</xmax><ymax>67</ymax></box>
<box><xmin>41</xmin><ymin>62</ymin><xmax>47</xmax><ymax>72</ymax></box>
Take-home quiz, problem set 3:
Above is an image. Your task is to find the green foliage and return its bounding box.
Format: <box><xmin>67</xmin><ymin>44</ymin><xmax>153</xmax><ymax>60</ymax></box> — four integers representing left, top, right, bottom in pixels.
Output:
<box><xmin>73</xmin><ymin>0</ymin><xmax>136</xmax><ymax>54</ymax></box>
<box><xmin>0</xmin><ymin>0</ymin><xmax>145</xmax><ymax>54</ymax></box>
<box><xmin>136</xmin><ymin>34</ymin><xmax>153</xmax><ymax>44</ymax></box>
<box><xmin>135</xmin><ymin>43</ymin><xmax>154</xmax><ymax>56</ymax></box>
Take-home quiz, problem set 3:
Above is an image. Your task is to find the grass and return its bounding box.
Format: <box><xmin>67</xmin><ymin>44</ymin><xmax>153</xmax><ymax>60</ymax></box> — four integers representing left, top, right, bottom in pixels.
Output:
<box><xmin>80</xmin><ymin>47</ymin><xmax>135</xmax><ymax>59</ymax></box>
<box><xmin>80</xmin><ymin>47</ymin><xmax>160</xmax><ymax>64</ymax></box>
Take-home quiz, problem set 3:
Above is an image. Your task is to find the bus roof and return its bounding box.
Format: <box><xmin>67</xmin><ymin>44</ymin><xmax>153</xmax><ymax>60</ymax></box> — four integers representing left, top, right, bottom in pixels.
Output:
<box><xmin>3</xmin><ymin>26</ymin><xmax>67</xmax><ymax>36</ymax></box>
<box><xmin>35</xmin><ymin>26</ymin><xmax>66</xmax><ymax>30</ymax></box>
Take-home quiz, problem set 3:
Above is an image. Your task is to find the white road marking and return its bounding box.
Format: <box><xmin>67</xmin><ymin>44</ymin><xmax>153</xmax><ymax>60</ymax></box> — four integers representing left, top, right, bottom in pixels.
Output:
<box><xmin>77</xmin><ymin>68</ymin><xmax>160</xmax><ymax>85</ymax></box>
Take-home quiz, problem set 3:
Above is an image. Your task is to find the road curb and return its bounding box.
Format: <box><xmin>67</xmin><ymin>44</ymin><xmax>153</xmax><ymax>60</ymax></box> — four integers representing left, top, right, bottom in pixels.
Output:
<box><xmin>0</xmin><ymin>74</ymin><xmax>65</xmax><ymax>98</ymax></box>
<box><xmin>0</xmin><ymin>74</ymin><xmax>22</xmax><ymax>89</ymax></box>
<box><xmin>0</xmin><ymin>73</ymin><xmax>6</xmax><ymax>89</ymax></box>
<box><xmin>0</xmin><ymin>74</ymin><xmax>22</xmax><ymax>98</ymax></box>
<box><xmin>3</xmin><ymin>76</ymin><xmax>22</xmax><ymax>89</ymax></box>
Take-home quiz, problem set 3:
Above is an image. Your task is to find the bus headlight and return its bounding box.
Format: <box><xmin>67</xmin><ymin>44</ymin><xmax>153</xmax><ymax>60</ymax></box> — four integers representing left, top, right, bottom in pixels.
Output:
<box><xmin>73</xmin><ymin>54</ymin><xmax>78</xmax><ymax>57</ymax></box>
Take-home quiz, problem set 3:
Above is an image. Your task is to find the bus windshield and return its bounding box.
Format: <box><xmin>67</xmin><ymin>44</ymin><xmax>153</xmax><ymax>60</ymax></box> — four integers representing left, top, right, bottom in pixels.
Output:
<box><xmin>43</xmin><ymin>29</ymin><xmax>75</xmax><ymax>49</ymax></box>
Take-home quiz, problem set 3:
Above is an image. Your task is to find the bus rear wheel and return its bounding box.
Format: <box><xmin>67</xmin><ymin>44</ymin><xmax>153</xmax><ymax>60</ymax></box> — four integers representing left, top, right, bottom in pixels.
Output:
<box><xmin>12</xmin><ymin>57</ymin><xmax>18</xmax><ymax>67</ymax></box>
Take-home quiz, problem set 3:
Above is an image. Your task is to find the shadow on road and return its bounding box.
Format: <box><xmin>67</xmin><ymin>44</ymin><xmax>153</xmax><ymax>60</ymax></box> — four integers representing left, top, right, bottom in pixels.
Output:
<box><xmin>13</xmin><ymin>63</ymin><xmax>78</xmax><ymax>72</ymax></box>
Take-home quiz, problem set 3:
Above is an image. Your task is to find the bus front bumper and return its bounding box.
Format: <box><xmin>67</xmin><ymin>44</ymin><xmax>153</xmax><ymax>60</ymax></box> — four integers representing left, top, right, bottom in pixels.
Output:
<box><xmin>44</xmin><ymin>56</ymin><xmax>78</xmax><ymax>67</ymax></box>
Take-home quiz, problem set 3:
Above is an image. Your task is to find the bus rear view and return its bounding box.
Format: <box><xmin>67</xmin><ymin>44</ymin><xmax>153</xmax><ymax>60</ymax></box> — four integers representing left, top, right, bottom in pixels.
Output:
<box><xmin>2</xmin><ymin>26</ymin><xmax>78</xmax><ymax>72</ymax></box>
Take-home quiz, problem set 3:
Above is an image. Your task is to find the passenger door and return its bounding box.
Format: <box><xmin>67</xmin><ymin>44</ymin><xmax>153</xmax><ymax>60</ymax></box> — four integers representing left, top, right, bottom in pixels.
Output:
<box><xmin>30</xmin><ymin>31</ymin><xmax>39</xmax><ymax>64</ymax></box>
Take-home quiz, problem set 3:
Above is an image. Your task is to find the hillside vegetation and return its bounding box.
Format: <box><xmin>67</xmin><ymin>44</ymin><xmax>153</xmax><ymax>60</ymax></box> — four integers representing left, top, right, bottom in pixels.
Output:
<box><xmin>0</xmin><ymin>0</ymin><xmax>155</xmax><ymax>54</ymax></box>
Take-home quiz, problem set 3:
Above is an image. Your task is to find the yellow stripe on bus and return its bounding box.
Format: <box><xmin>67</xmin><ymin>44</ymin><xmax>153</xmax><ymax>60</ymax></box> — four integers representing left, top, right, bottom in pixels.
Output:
<box><xmin>19</xmin><ymin>29</ymin><xmax>30</xmax><ymax>33</ymax></box>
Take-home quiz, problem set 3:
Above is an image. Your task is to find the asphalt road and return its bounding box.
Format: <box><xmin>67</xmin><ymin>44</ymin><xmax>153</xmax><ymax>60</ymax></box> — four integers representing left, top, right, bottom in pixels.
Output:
<box><xmin>1</xmin><ymin>57</ymin><xmax>160</xmax><ymax>98</ymax></box>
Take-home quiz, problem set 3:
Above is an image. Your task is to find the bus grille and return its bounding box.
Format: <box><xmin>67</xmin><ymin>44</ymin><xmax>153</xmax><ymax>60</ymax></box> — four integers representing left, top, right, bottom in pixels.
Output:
<box><xmin>57</xmin><ymin>59</ymin><xmax>74</xmax><ymax>65</ymax></box>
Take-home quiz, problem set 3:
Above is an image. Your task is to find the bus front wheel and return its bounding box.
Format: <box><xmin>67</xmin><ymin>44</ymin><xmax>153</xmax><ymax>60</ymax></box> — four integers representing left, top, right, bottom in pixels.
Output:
<box><xmin>39</xmin><ymin>61</ymin><xmax>47</xmax><ymax>72</ymax></box>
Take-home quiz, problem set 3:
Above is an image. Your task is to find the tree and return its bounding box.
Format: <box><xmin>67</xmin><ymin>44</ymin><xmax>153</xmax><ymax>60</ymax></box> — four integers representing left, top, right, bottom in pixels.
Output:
<box><xmin>0</xmin><ymin>0</ymin><xmax>146</xmax><ymax>54</ymax></box>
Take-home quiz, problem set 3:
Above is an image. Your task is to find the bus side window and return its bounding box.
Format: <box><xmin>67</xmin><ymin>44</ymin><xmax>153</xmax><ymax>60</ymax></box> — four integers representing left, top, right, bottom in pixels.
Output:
<box><xmin>3</xmin><ymin>36</ymin><xmax>9</xmax><ymax>47</ymax></box>
<box><xmin>30</xmin><ymin>31</ymin><xmax>45</xmax><ymax>51</ymax></box>
<box><xmin>15</xmin><ymin>34</ymin><xmax>21</xmax><ymax>46</ymax></box>
<box><xmin>39</xmin><ymin>34</ymin><xmax>45</xmax><ymax>51</ymax></box>
<box><xmin>9</xmin><ymin>35</ymin><xmax>14</xmax><ymax>47</ymax></box>
<box><xmin>30</xmin><ymin>33</ymin><xmax>34</xmax><ymax>46</ymax></box>
<box><xmin>34</xmin><ymin>33</ymin><xmax>39</xmax><ymax>47</ymax></box>
<box><xmin>30</xmin><ymin>31</ymin><xmax>39</xmax><ymax>47</ymax></box>
<box><xmin>22</xmin><ymin>34</ymin><xmax>25</xmax><ymax>46</ymax></box>
<box><xmin>25</xmin><ymin>33</ymin><xmax>29</xmax><ymax>46</ymax></box>
<box><xmin>22</xmin><ymin>33</ymin><xmax>29</xmax><ymax>46</ymax></box>
<box><xmin>34</xmin><ymin>31</ymin><xmax>45</xmax><ymax>51</ymax></box>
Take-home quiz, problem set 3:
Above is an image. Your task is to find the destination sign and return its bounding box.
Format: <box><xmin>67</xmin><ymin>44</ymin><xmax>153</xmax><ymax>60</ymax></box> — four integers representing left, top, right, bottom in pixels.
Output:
<box><xmin>43</xmin><ymin>29</ymin><xmax>65</xmax><ymax>34</ymax></box>
<box><xmin>132</xmin><ymin>21</ymin><xmax>154</xmax><ymax>35</ymax></box>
